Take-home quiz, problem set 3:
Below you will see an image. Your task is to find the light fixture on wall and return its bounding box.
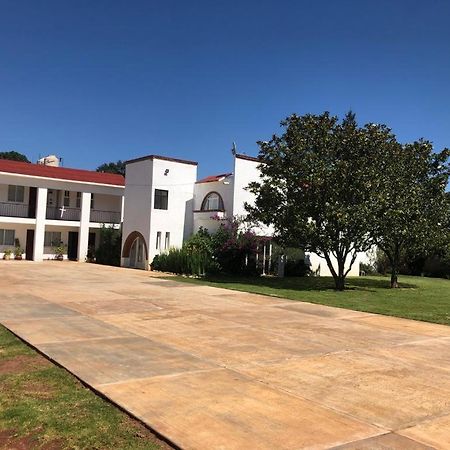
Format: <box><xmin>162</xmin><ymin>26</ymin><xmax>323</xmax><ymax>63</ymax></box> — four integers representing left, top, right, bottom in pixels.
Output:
<box><xmin>164</xmin><ymin>169</ymin><xmax>169</xmax><ymax>176</ymax></box>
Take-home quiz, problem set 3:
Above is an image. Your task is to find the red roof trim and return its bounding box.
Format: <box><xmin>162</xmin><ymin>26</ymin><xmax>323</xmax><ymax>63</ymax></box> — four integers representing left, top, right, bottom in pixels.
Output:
<box><xmin>196</xmin><ymin>173</ymin><xmax>232</xmax><ymax>184</ymax></box>
<box><xmin>0</xmin><ymin>159</ymin><xmax>125</xmax><ymax>186</ymax></box>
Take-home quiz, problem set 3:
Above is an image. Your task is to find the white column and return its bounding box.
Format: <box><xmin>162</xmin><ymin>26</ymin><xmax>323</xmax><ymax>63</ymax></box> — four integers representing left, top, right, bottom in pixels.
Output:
<box><xmin>77</xmin><ymin>192</ymin><xmax>91</xmax><ymax>262</ymax></box>
<box><xmin>33</xmin><ymin>188</ymin><xmax>47</xmax><ymax>261</ymax></box>
<box><xmin>120</xmin><ymin>196</ymin><xmax>125</xmax><ymax>223</ymax></box>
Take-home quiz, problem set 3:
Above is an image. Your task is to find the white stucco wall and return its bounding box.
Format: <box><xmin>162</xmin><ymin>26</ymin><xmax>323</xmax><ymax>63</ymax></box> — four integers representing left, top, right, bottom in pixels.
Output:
<box><xmin>121</xmin><ymin>157</ymin><xmax>197</xmax><ymax>268</ymax></box>
<box><xmin>232</xmin><ymin>155</ymin><xmax>274</xmax><ymax>236</ymax></box>
<box><xmin>147</xmin><ymin>158</ymin><xmax>197</xmax><ymax>263</ymax></box>
<box><xmin>121</xmin><ymin>159</ymin><xmax>153</xmax><ymax>267</ymax></box>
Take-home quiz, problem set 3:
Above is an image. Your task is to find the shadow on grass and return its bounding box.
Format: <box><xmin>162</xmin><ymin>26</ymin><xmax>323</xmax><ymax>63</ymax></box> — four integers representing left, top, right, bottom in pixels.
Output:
<box><xmin>196</xmin><ymin>275</ymin><xmax>418</xmax><ymax>292</ymax></box>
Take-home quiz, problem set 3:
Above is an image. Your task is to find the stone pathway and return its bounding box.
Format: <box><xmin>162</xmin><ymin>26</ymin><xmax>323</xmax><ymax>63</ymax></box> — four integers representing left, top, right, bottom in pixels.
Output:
<box><xmin>1</xmin><ymin>261</ymin><xmax>449</xmax><ymax>449</ymax></box>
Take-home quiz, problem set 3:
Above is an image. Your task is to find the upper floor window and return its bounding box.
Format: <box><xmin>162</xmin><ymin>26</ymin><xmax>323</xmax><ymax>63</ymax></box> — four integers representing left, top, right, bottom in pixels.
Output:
<box><xmin>64</xmin><ymin>191</ymin><xmax>70</xmax><ymax>207</ymax></box>
<box><xmin>90</xmin><ymin>194</ymin><xmax>94</xmax><ymax>209</ymax></box>
<box><xmin>154</xmin><ymin>189</ymin><xmax>168</xmax><ymax>210</ymax></box>
<box><xmin>201</xmin><ymin>192</ymin><xmax>224</xmax><ymax>211</ymax></box>
<box><xmin>0</xmin><ymin>229</ymin><xmax>15</xmax><ymax>246</ymax></box>
<box><xmin>8</xmin><ymin>185</ymin><xmax>24</xmax><ymax>203</ymax></box>
<box><xmin>76</xmin><ymin>192</ymin><xmax>81</xmax><ymax>208</ymax></box>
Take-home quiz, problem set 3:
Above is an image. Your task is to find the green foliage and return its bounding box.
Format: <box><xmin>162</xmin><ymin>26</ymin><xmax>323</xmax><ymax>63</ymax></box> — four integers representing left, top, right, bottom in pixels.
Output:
<box><xmin>211</xmin><ymin>218</ymin><xmax>259</xmax><ymax>275</ymax></box>
<box><xmin>151</xmin><ymin>220</ymin><xmax>260</xmax><ymax>276</ymax></box>
<box><xmin>0</xmin><ymin>151</ymin><xmax>30</xmax><ymax>163</ymax></box>
<box><xmin>369</xmin><ymin>137</ymin><xmax>450</xmax><ymax>287</ymax></box>
<box><xmin>247</xmin><ymin>111</ymin><xmax>375</xmax><ymax>290</ymax></box>
<box><xmin>95</xmin><ymin>226</ymin><xmax>122</xmax><ymax>266</ymax></box>
<box><xmin>96</xmin><ymin>160</ymin><xmax>126</xmax><ymax>176</ymax></box>
<box><xmin>151</xmin><ymin>228</ymin><xmax>214</xmax><ymax>275</ymax></box>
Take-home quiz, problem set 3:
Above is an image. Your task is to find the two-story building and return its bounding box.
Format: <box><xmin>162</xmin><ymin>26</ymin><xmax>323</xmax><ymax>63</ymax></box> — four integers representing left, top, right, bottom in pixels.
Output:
<box><xmin>0</xmin><ymin>159</ymin><xmax>124</xmax><ymax>262</ymax></box>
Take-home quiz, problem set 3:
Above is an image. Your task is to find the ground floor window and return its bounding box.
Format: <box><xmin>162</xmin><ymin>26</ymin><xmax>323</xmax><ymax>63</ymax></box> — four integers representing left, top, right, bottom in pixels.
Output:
<box><xmin>156</xmin><ymin>231</ymin><xmax>161</xmax><ymax>250</ymax></box>
<box><xmin>44</xmin><ymin>231</ymin><xmax>62</xmax><ymax>247</ymax></box>
<box><xmin>165</xmin><ymin>232</ymin><xmax>170</xmax><ymax>249</ymax></box>
<box><xmin>0</xmin><ymin>229</ymin><xmax>15</xmax><ymax>246</ymax></box>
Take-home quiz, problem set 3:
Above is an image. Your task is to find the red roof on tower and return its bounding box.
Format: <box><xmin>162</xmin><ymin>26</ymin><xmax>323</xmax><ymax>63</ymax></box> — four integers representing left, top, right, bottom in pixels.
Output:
<box><xmin>196</xmin><ymin>172</ymin><xmax>232</xmax><ymax>184</ymax></box>
<box><xmin>0</xmin><ymin>159</ymin><xmax>125</xmax><ymax>186</ymax></box>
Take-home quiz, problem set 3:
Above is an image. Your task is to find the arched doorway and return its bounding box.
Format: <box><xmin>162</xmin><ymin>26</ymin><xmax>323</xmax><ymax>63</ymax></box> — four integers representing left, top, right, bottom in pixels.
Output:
<box><xmin>122</xmin><ymin>231</ymin><xmax>148</xmax><ymax>269</ymax></box>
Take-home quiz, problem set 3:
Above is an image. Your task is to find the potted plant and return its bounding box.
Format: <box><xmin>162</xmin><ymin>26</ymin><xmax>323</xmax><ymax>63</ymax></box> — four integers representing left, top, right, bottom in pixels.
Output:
<box><xmin>53</xmin><ymin>244</ymin><xmax>66</xmax><ymax>261</ymax></box>
<box><xmin>3</xmin><ymin>249</ymin><xmax>12</xmax><ymax>260</ymax></box>
<box><xmin>14</xmin><ymin>246</ymin><xmax>23</xmax><ymax>260</ymax></box>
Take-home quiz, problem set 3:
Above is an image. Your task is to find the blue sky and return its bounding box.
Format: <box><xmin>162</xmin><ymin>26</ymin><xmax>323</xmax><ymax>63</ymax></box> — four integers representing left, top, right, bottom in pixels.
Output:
<box><xmin>1</xmin><ymin>0</ymin><xmax>449</xmax><ymax>177</ymax></box>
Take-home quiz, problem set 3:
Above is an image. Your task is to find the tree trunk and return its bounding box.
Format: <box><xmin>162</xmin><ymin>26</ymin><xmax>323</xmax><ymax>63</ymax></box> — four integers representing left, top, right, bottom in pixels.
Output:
<box><xmin>390</xmin><ymin>268</ymin><xmax>399</xmax><ymax>288</ymax></box>
<box><xmin>390</xmin><ymin>245</ymin><xmax>400</xmax><ymax>288</ymax></box>
<box><xmin>334</xmin><ymin>275</ymin><xmax>346</xmax><ymax>291</ymax></box>
<box><xmin>323</xmin><ymin>252</ymin><xmax>347</xmax><ymax>291</ymax></box>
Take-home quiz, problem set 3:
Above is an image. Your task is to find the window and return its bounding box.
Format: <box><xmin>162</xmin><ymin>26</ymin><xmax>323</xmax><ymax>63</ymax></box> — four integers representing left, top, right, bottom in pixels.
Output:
<box><xmin>7</xmin><ymin>185</ymin><xmax>24</xmax><ymax>203</ymax></box>
<box><xmin>64</xmin><ymin>191</ymin><xmax>70</xmax><ymax>207</ymax></box>
<box><xmin>76</xmin><ymin>192</ymin><xmax>81</xmax><ymax>208</ymax></box>
<box><xmin>154</xmin><ymin>189</ymin><xmax>168</xmax><ymax>210</ymax></box>
<box><xmin>0</xmin><ymin>229</ymin><xmax>15</xmax><ymax>246</ymax></box>
<box><xmin>164</xmin><ymin>232</ymin><xmax>170</xmax><ymax>250</ymax></box>
<box><xmin>90</xmin><ymin>194</ymin><xmax>94</xmax><ymax>209</ymax></box>
<box><xmin>44</xmin><ymin>231</ymin><xmax>62</xmax><ymax>247</ymax></box>
<box><xmin>201</xmin><ymin>192</ymin><xmax>224</xmax><ymax>211</ymax></box>
<box><xmin>156</xmin><ymin>231</ymin><xmax>161</xmax><ymax>250</ymax></box>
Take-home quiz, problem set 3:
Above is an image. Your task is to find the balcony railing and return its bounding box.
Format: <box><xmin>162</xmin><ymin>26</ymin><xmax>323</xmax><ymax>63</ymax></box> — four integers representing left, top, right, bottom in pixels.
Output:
<box><xmin>45</xmin><ymin>206</ymin><xmax>120</xmax><ymax>224</ymax></box>
<box><xmin>46</xmin><ymin>206</ymin><xmax>81</xmax><ymax>221</ymax></box>
<box><xmin>0</xmin><ymin>201</ymin><xmax>31</xmax><ymax>218</ymax></box>
<box><xmin>90</xmin><ymin>209</ymin><xmax>121</xmax><ymax>224</ymax></box>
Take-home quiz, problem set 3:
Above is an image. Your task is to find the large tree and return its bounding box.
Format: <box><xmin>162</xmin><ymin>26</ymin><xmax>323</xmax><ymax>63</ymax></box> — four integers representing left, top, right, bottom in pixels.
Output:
<box><xmin>96</xmin><ymin>160</ymin><xmax>125</xmax><ymax>176</ymax></box>
<box><xmin>370</xmin><ymin>139</ymin><xmax>450</xmax><ymax>287</ymax></box>
<box><xmin>0</xmin><ymin>151</ymin><xmax>30</xmax><ymax>162</ymax></box>
<box><xmin>247</xmin><ymin>112</ymin><xmax>378</xmax><ymax>290</ymax></box>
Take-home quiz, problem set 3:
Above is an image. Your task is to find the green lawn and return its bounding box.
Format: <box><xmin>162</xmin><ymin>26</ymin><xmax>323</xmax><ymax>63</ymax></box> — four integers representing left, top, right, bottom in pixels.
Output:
<box><xmin>169</xmin><ymin>274</ymin><xmax>450</xmax><ymax>325</ymax></box>
<box><xmin>0</xmin><ymin>325</ymin><xmax>166</xmax><ymax>450</ymax></box>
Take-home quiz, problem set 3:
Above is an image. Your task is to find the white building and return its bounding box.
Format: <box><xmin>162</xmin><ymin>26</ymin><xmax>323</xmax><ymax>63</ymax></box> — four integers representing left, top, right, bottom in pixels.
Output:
<box><xmin>0</xmin><ymin>159</ymin><xmax>124</xmax><ymax>262</ymax></box>
<box><xmin>121</xmin><ymin>152</ymin><xmax>363</xmax><ymax>276</ymax></box>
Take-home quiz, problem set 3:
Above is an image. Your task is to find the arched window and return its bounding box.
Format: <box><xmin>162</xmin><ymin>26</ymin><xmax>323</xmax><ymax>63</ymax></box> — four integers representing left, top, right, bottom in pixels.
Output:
<box><xmin>201</xmin><ymin>192</ymin><xmax>224</xmax><ymax>211</ymax></box>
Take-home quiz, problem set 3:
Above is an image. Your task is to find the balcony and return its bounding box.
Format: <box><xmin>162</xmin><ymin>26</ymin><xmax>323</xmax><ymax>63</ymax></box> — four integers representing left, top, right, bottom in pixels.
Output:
<box><xmin>45</xmin><ymin>206</ymin><xmax>121</xmax><ymax>224</ymax></box>
<box><xmin>46</xmin><ymin>206</ymin><xmax>81</xmax><ymax>221</ymax></box>
<box><xmin>0</xmin><ymin>201</ymin><xmax>32</xmax><ymax>219</ymax></box>
<box><xmin>90</xmin><ymin>209</ymin><xmax>121</xmax><ymax>224</ymax></box>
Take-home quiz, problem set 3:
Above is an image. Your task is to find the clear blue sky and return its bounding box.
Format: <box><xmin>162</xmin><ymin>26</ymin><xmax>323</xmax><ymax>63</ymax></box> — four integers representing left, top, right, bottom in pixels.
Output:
<box><xmin>1</xmin><ymin>0</ymin><xmax>449</xmax><ymax>177</ymax></box>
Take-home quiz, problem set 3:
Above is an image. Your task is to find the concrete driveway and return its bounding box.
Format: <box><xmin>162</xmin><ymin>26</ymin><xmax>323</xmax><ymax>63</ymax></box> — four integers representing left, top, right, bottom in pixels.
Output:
<box><xmin>1</xmin><ymin>261</ymin><xmax>450</xmax><ymax>449</ymax></box>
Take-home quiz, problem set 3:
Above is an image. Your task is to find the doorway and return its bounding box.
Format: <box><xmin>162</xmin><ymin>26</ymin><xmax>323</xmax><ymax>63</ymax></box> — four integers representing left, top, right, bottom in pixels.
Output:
<box><xmin>26</xmin><ymin>229</ymin><xmax>34</xmax><ymax>260</ymax></box>
<box><xmin>67</xmin><ymin>232</ymin><xmax>79</xmax><ymax>260</ymax></box>
<box><xmin>28</xmin><ymin>187</ymin><xmax>37</xmax><ymax>218</ymax></box>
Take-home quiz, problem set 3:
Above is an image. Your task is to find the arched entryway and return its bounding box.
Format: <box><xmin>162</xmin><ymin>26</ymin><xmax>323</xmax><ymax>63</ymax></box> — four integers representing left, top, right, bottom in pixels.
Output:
<box><xmin>122</xmin><ymin>231</ymin><xmax>148</xmax><ymax>269</ymax></box>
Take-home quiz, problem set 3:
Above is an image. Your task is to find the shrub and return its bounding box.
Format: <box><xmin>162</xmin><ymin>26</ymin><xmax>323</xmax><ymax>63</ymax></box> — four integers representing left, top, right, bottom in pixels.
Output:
<box><xmin>95</xmin><ymin>225</ymin><xmax>121</xmax><ymax>266</ymax></box>
<box><xmin>211</xmin><ymin>219</ymin><xmax>258</xmax><ymax>275</ymax></box>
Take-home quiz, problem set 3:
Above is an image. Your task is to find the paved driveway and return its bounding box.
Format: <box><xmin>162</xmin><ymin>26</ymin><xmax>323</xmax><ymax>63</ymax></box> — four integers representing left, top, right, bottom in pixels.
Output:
<box><xmin>1</xmin><ymin>262</ymin><xmax>450</xmax><ymax>449</ymax></box>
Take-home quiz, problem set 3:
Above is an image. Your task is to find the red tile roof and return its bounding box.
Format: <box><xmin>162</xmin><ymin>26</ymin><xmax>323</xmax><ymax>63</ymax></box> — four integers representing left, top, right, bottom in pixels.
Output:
<box><xmin>0</xmin><ymin>159</ymin><xmax>125</xmax><ymax>186</ymax></box>
<box><xmin>196</xmin><ymin>172</ymin><xmax>232</xmax><ymax>184</ymax></box>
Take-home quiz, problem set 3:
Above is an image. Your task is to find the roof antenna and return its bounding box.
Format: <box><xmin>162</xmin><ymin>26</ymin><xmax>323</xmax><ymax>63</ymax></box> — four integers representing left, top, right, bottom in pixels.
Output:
<box><xmin>231</xmin><ymin>142</ymin><xmax>237</xmax><ymax>156</ymax></box>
